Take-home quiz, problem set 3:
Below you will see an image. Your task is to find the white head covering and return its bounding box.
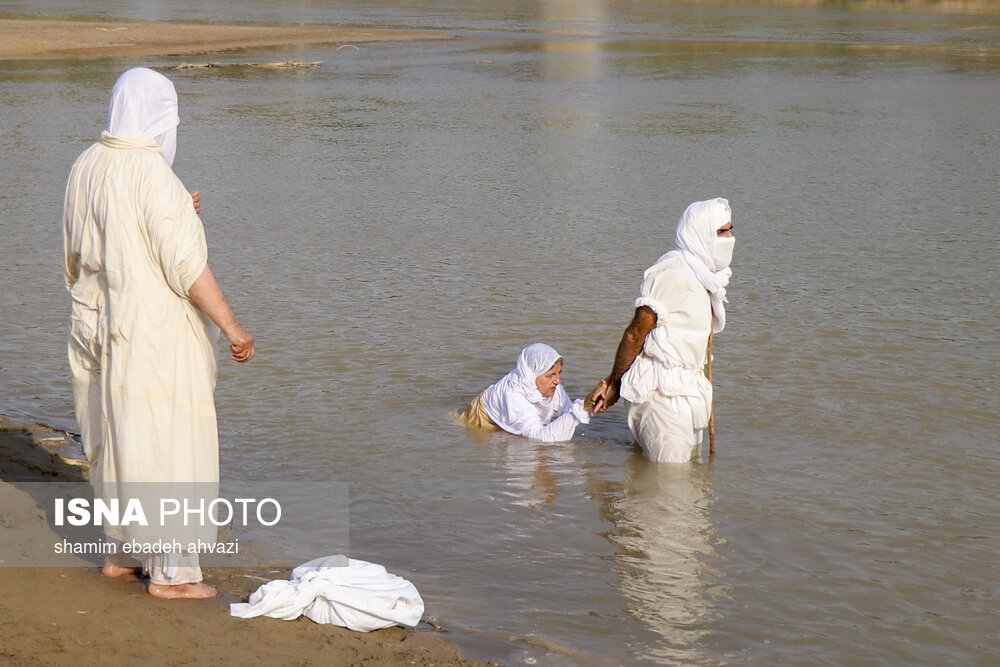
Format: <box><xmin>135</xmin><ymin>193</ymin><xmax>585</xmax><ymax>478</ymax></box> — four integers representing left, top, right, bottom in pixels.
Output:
<box><xmin>481</xmin><ymin>344</ymin><xmax>567</xmax><ymax>433</ymax></box>
<box><xmin>107</xmin><ymin>67</ymin><xmax>180</xmax><ymax>166</ymax></box>
<box><xmin>658</xmin><ymin>198</ymin><xmax>734</xmax><ymax>333</ymax></box>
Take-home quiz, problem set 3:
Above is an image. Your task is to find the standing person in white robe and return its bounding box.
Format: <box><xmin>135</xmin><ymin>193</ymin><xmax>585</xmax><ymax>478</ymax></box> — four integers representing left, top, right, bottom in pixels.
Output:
<box><xmin>63</xmin><ymin>67</ymin><xmax>256</xmax><ymax>599</ymax></box>
<box><xmin>455</xmin><ymin>343</ymin><xmax>591</xmax><ymax>442</ymax></box>
<box><xmin>587</xmin><ymin>199</ymin><xmax>735</xmax><ymax>463</ymax></box>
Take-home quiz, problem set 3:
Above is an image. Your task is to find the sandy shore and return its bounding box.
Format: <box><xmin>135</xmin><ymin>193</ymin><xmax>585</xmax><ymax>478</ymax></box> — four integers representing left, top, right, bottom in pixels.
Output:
<box><xmin>3</xmin><ymin>4</ymin><xmax>994</xmax><ymax>63</ymax></box>
<box><xmin>0</xmin><ymin>16</ymin><xmax>451</xmax><ymax>61</ymax></box>
<box><xmin>0</xmin><ymin>415</ymin><xmax>489</xmax><ymax>666</ymax></box>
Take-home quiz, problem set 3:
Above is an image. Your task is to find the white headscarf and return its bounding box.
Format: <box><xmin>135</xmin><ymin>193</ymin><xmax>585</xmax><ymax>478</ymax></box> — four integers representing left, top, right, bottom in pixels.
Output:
<box><xmin>657</xmin><ymin>198</ymin><xmax>734</xmax><ymax>333</ymax></box>
<box><xmin>482</xmin><ymin>343</ymin><xmax>566</xmax><ymax>432</ymax></box>
<box><xmin>107</xmin><ymin>67</ymin><xmax>180</xmax><ymax>166</ymax></box>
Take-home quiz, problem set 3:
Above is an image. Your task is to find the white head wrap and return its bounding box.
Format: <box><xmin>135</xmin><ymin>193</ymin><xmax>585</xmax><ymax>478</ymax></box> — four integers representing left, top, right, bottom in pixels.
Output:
<box><xmin>107</xmin><ymin>67</ymin><xmax>180</xmax><ymax>166</ymax></box>
<box><xmin>659</xmin><ymin>198</ymin><xmax>734</xmax><ymax>333</ymax></box>
<box><xmin>481</xmin><ymin>344</ymin><xmax>567</xmax><ymax>433</ymax></box>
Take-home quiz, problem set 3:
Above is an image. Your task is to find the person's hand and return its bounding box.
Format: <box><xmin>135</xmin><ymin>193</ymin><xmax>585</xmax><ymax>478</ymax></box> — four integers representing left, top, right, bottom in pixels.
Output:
<box><xmin>224</xmin><ymin>324</ymin><xmax>255</xmax><ymax>363</ymax></box>
<box><xmin>190</xmin><ymin>191</ymin><xmax>201</xmax><ymax>215</ymax></box>
<box><xmin>599</xmin><ymin>381</ymin><xmax>620</xmax><ymax>413</ymax></box>
<box><xmin>586</xmin><ymin>378</ymin><xmax>610</xmax><ymax>415</ymax></box>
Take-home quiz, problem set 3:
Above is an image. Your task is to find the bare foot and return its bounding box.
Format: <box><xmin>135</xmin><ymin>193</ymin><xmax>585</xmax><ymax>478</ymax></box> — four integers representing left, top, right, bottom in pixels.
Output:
<box><xmin>147</xmin><ymin>582</ymin><xmax>218</xmax><ymax>599</ymax></box>
<box><xmin>102</xmin><ymin>557</ymin><xmax>142</xmax><ymax>577</ymax></box>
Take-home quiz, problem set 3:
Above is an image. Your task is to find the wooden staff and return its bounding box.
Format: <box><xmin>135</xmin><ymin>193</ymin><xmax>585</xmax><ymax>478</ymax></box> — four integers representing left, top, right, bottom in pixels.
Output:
<box><xmin>707</xmin><ymin>330</ymin><xmax>716</xmax><ymax>455</ymax></box>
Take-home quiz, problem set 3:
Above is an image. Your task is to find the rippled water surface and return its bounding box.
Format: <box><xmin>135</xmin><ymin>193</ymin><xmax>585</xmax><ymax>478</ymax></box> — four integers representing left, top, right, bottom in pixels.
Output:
<box><xmin>1</xmin><ymin>1</ymin><xmax>998</xmax><ymax>664</ymax></box>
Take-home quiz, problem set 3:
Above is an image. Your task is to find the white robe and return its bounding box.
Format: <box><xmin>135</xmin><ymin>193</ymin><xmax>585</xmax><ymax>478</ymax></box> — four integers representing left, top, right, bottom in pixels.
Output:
<box><xmin>620</xmin><ymin>256</ymin><xmax>713</xmax><ymax>463</ymax></box>
<box><xmin>484</xmin><ymin>383</ymin><xmax>588</xmax><ymax>443</ymax></box>
<box><xmin>63</xmin><ymin>132</ymin><xmax>219</xmax><ymax>546</ymax></box>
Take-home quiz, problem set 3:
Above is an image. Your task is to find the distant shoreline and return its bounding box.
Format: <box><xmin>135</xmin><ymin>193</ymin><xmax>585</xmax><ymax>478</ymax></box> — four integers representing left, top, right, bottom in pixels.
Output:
<box><xmin>2</xmin><ymin>0</ymin><xmax>997</xmax><ymax>63</ymax></box>
<box><xmin>0</xmin><ymin>17</ymin><xmax>453</xmax><ymax>61</ymax></box>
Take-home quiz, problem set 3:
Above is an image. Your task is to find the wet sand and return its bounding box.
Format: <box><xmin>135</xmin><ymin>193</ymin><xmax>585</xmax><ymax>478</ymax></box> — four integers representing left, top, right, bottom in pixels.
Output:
<box><xmin>0</xmin><ymin>415</ymin><xmax>488</xmax><ymax>666</ymax></box>
<box><xmin>0</xmin><ymin>16</ymin><xmax>451</xmax><ymax>61</ymax></box>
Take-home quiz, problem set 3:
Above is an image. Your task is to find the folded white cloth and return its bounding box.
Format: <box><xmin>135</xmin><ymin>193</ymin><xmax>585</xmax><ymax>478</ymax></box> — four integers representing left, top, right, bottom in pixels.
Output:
<box><xmin>230</xmin><ymin>555</ymin><xmax>424</xmax><ymax>632</ymax></box>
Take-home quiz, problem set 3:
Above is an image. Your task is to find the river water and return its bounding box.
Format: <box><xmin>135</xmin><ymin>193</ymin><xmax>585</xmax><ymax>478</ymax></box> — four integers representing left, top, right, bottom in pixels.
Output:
<box><xmin>1</xmin><ymin>1</ymin><xmax>998</xmax><ymax>664</ymax></box>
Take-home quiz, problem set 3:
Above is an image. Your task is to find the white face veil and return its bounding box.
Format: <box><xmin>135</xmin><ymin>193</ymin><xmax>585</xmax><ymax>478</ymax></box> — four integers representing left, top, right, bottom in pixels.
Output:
<box><xmin>666</xmin><ymin>198</ymin><xmax>735</xmax><ymax>333</ymax></box>
<box><xmin>674</xmin><ymin>198</ymin><xmax>733</xmax><ymax>272</ymax></box>
<box><xmin>107</xmin><ymin>67</ymin><xmax>180</xmax><ymax>166</ymax></box>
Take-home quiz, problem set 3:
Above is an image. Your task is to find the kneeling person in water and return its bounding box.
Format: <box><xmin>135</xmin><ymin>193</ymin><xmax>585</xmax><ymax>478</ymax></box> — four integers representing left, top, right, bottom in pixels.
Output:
<box><xmin>457</xmin><ymin>343</ymin><xmax>593</xmax><ymax>442</ymax></box>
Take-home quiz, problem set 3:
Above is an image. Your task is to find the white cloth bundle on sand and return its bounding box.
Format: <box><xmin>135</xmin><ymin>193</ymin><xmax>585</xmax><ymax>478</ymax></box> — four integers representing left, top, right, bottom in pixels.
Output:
<box><xmin>230</xmin><ymin>556</ymin><xmax>424</xmax><ymax>632</ymax></box>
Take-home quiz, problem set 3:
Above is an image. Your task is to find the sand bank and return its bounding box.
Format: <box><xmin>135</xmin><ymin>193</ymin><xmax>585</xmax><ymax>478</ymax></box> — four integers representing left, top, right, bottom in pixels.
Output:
<box><xmin>0</xmin><ymin>17</ymin><xmax>452</xmax><ymax>61</ymax></box>
<box><xmin>0</xmin><ymin>415</ymin><xmax>488</xmax><ymax>666</ymax></box>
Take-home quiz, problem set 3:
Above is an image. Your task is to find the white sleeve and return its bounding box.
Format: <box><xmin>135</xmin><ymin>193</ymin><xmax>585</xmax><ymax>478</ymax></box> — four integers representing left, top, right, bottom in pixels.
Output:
<box><xmin>514</xmin><ymin>398</ymin><xmax>590</xmax><ymax>443</ymax></box>
<box><xmin>632</xmin><ymin>261</ymin><xmax>688</xmax><ymax>322</ymax></box>
<box><xmin>142</xmin><ymin>158</ymin><xmax>208</xmax><ymax>297</ymax></box>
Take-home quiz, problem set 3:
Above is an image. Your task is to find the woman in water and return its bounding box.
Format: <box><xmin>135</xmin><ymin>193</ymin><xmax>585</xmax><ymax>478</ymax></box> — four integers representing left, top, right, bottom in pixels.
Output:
<box><xmin>456</xmin><ymin>343</ymin><xmax>595</xmax><ymax>442</ymax></box>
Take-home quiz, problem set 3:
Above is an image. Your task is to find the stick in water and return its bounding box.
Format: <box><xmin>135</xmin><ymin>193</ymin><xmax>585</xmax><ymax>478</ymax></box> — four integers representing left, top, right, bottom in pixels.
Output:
<box><xmin>707</xmin><ymin>330</ymin><xmax>716</xmax><ymax>455</ymax></box>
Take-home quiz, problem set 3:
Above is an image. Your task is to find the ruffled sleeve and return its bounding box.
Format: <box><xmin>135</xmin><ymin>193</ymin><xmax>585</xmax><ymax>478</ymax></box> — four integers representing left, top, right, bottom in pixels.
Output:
<box><xmin>632</xmin><ymin>258</ymin><xmax>689</xmax><ymax>323</ymax></box>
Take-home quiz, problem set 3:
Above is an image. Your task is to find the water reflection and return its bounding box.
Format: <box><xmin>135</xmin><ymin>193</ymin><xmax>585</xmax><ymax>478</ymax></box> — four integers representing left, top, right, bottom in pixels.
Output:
<box><xmin>602</xmin><ymin>455</ymin><xmax>720</xmax><ymax>663</ymax></box>
<box><xmin>487</xmin><ymin>432</ymin><xmax>586</xmax><ymax>510</ymax></box>
<box><xmin>540</xmin><ymin>0</ymin><xmax>606</xmax><ymax>82</ymax></box>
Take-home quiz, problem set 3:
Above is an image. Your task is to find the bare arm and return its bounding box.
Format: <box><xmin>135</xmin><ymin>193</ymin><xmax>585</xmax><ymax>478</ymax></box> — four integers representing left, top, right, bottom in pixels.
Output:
<box><xmin>586</xmin><ymin>306</ymin><xmax>657</xmax><ymax>413</ymax></box>
<box><xmin>188</xmin><ymin>265</ymin><xmax>255</xmax><ymax>363</ymax></box>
